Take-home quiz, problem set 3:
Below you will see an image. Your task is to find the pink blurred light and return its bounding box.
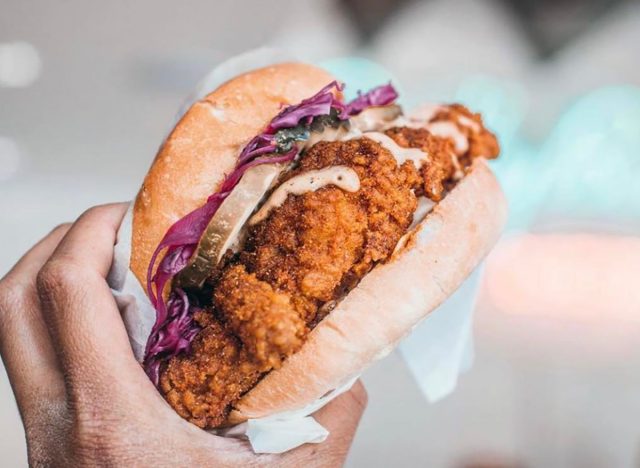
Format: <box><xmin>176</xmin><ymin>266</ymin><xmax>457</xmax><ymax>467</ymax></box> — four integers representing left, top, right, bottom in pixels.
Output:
<box><xmin>483</xmin><ymin>233</ymin><xmax>640</xmax><ymax>324</ymax></box>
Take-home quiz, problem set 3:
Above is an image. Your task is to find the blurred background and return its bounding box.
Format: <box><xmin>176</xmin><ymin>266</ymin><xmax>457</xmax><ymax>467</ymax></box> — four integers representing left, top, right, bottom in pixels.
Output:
<box><xmin>2</xmin><ymin>0</ymin><xmax>640</xmax><ymax>466</ymax></box>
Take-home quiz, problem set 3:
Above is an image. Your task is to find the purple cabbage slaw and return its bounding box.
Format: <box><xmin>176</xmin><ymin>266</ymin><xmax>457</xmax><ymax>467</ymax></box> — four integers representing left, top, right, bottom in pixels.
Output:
<box><xmin>143</xmin><ymin>80</ymin><xmax>398</xmax><ymax>384</ymax></box>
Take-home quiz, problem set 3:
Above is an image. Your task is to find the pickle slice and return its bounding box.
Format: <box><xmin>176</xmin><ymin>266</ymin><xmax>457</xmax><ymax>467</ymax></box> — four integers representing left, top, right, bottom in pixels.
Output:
<box><xmin>176</xmin><ymin>164</ymin><xmax>282</xmax><ymax>289</ymax></box>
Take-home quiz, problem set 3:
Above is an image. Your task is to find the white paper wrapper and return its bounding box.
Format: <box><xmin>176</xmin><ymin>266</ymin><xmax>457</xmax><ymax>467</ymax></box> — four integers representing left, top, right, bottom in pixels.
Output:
<box><xmin>107</xmin><ymin>48</ymin><xmax>479</xmax><ymax>454</ymax></box>
<box><xmin>398</xmin><ymin>268</ymin><xmax>479</xmax><ymax>402</ymax></box>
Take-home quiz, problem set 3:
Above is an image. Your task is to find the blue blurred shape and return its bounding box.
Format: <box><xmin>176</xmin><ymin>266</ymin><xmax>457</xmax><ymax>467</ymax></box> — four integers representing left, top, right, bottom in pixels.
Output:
<box><xmin>538</xmin><ymin>86</ymin><xmax>640</xmax><ymax>223</ymax></box>
<box><xmin>456</xmin><ymin>76</ymin><xmax>538</xmax><ymax>230</ymax></box>
<box><xmin>455</xmin><ymin>75</ymin><xmax>528</xmax><ymax>153</ymax></box>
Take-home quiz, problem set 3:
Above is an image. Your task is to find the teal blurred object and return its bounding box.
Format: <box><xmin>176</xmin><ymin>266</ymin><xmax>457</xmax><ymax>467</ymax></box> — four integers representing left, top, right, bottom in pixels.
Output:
<box><xmin>457</xmin><ymin>82</ymin><xmax>640</xmax><ymax>230</ymax></box>
<box><xmin>537</xmin><ymin>86</ymin><xmax>640</xmax><ymax>225</ymax></box>
<box><xmin>454</xmin><ymin>76</ymin><xmax>536</xmax><ymax>230</ymax></box>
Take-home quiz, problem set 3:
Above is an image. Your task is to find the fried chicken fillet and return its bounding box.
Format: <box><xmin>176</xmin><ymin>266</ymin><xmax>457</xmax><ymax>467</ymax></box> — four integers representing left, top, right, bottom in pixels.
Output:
<box><xmin>160</xmin><ymin>105</ymin><xmax>498</xmax><ymax>428</ymax></box>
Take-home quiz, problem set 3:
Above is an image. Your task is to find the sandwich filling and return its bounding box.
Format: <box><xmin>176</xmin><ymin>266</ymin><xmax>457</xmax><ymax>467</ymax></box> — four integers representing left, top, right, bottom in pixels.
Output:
<box><xmin>144</xmin><ymin>81</ymin><xmax>499</xmax><ymax>428</ymax></box>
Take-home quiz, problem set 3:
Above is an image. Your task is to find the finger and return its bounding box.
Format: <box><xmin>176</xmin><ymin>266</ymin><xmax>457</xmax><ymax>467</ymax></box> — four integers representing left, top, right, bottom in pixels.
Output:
<box><xmin>0</xmin><ymin>224</ymin><xmax>70</xmax><ymax>418</ymax></box>
<box><xmin>49</xmin><ymin>203</ymin><xmax>128</xmax><ymax>277</ymax></box>
<box><xmin>36</xmin><ymin>204</ymin><xmax>145</xmax><ymax>398</ymax></box>
<box><xmin>283</xmin><ymin>380</ymin><xmax>368</xmax><ymax>466</ymax></box>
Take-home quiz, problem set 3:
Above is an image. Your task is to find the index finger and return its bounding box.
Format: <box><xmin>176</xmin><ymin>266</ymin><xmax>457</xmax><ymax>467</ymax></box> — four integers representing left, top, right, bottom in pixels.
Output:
<box><xmin>36</xmin><ymin>203</ymin><xmax>148</xmax><ymax>400</ymax></box>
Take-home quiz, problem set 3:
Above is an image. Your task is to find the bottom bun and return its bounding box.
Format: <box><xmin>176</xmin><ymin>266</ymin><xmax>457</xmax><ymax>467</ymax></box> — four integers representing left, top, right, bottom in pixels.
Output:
<box><xmin>228</xmin><ymin>158</ymin><xmax>507</xmax><ymax>423</ymax></box>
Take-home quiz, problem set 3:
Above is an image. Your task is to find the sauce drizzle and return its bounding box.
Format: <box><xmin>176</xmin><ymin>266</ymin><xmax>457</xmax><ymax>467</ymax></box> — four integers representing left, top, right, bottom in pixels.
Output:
<box><xmin>249</xmin><ymin>166</ymin><xmax>360</xmax><ymax>225</ymax></box>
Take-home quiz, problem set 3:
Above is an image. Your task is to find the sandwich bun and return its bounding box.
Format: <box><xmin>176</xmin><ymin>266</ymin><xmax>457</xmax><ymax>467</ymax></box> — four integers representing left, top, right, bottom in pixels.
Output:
<box><xmin>131</xmin><ymin>62</ymin><xmax>507</xmax><ymax>423</ymax></box>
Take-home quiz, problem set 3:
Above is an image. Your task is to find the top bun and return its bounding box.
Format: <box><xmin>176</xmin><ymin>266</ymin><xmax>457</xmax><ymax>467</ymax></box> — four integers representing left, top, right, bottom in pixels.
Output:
<box><xmin>131</xmin><ymin>63</ymin><xmax>336</xmax><ymax>287</ymax></box>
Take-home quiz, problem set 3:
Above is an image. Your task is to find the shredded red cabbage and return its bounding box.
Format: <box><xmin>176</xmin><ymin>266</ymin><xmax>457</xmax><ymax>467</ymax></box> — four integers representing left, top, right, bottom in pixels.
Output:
<box><xmin>143</xmin><ymin>80</ymin><xmax>398</xmax><ymax>383</ymax></box>
<box><xmin>267</xmin><ymin>81</ymin><xmax>345</xmax><ymax>131</ymax></box>
<box><xmin>345</xmin><ymin>82</ymin><xmax>398</xmax><ymax>115</ymax></box>
<box><xmin>144</xmin><ymin>288</ymin><xmax>201</xmax><ymax>384</ymax></box>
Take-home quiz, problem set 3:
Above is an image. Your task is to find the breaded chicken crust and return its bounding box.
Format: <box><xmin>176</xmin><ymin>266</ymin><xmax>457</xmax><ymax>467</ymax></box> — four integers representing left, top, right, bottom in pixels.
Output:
<box><xmin>161</xmin><ymin>311</ymin><xmax>261</xmax><ymax>428</ymax></box>
<box><xmin>427</xmin><ymin>104</ymin><xmax>500</xmax><ymax>165</ymax></box>
<box><xmin>384</xmin><ymin>127</ymin><xmax>455</xmax><ymax>201</ymax></box>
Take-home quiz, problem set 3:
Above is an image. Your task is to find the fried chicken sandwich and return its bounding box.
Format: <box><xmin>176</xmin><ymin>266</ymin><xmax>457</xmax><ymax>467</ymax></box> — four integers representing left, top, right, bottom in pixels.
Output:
<box><xmin>130</xmin><ymin>62</ymin><xmax>507</xmax><ymax>428</ymax></box>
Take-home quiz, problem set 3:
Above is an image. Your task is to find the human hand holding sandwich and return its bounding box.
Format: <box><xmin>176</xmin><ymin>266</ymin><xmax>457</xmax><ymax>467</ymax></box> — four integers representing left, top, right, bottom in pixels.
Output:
<box><xmin>0</xmin><ymin>58</ymin><xmax>506</xmax><ymax>464</ymax></box>
<box><xmin>0</xmin><ymin>203</ymin><xmax>367</xmax><ymax>467</ymax></box>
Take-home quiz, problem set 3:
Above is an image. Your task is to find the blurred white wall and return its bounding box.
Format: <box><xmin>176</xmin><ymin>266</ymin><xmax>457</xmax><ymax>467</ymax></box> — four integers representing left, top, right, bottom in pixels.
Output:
<box><xmin>2</xmin><ymin>0</ymin><xmax>640</xmax><ymax>466</ymax></box>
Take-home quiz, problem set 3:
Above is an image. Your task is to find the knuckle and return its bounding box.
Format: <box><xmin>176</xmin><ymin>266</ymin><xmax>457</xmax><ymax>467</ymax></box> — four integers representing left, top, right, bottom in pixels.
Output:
<box><xmin>79</xmin><ymin>204</ymin><xmax>112</xmax><ymax>223</ymax></box>
<box><xmin>36</xmin><ymin>259</ymin><xmax>83</xmax><ymax>298</ymax></box>
<box><xmin>50</xmin><ymin>222</ymin><xmax>72</xmax><ymax>237</ymax></box>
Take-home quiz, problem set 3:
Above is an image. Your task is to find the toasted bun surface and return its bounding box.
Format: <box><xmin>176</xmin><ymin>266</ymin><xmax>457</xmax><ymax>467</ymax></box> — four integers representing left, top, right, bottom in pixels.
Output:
<box><xmin>131</xmin><ymin>63</ymin><xmax>336</xmax><ymax>287</ymax></box>
<box><xmin>228</xmin><ymin>158</ymin><xmax>507</xmax><ymax>423</ymax></box>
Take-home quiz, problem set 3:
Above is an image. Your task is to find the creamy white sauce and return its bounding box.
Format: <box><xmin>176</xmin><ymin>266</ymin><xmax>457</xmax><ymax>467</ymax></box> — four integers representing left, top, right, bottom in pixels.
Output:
<box><xmin>450</xmin><ymin>151</ymin><xmax>464</xmax><ymax>180</ymax></box>
<box><xmin>351</xmin><ymin>111</ymin><xmax>385</xmax><ymax>132</ymax></box>
<box><xmin>344</xmin><ymin>131</ymin><xmax>429</xmax><ymax>167</ymax></box>
<box><xmin>393</xmin><ymin>196</ymin><xmax>436</xmax><ymax>254</ymax></box>
<box><xmin>376</xmin><ymin>109</ymin><xmax>470</xmax><ymax>158</ymax></box>
<box><xmin>340</xmin><ymin>126</ymin><xmax>364</xmax><ymax>140</ymax></box>
<box><xmin>424</xmin><ymin>121</ymin><xmax>468</xmax><ymax>154</ymax></box>
<box><xmin>457</xmin><ymin>114</ymin><xmax>480</xmax><ymax>132</ymax></box>
<box><xmin>350</xmin><ymin>105</ymin><xmax>402</xmax><ymax>132</ymax></box>
<box><xmin>302</xmin><ymin>125</ymin><xmax>350</xmax><ymax>151</ymax></box>
<box><xmin>412</xmin><ymin>196</ymin><xmax>436</xmax><ymax>229</ymax></box>
<box><xmin>249</xmin><ymin>166</ymin><xmax>360</xmax><ymax>225</ymax></box>
<box><xmin>384</xmin><ymin>115</ymin><xmax>409</xmax><ymax>128</ymax></box>
<box><xmin>409</xmin><ymin>104</ymin><xmax>444</xmax><ymax>123</ymax></box>
<box><xmin>394</xmin><ymin>104</ymin><xmax>480</xmax><ymax>156</ymax></box>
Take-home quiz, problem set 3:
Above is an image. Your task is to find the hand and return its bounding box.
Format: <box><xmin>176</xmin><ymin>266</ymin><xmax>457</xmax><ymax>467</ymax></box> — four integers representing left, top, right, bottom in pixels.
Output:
<box><xmin>0</xmin><ymin>203</ymin><xmax>367</xmax><ymax>467</ymax></box>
